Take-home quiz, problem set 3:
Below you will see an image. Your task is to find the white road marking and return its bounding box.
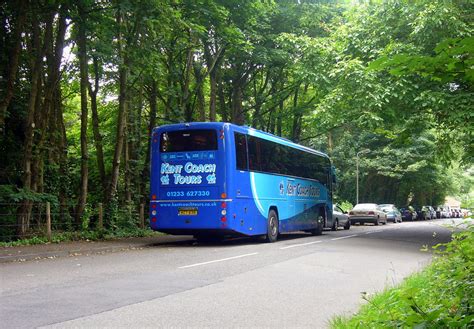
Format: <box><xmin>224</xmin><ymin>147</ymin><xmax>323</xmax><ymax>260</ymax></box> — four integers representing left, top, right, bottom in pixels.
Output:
<box><xmin>365</xmin><ymin>231</ymin><xmax>378</xmax><ymax>234</ymax></box>
<box><xmin>331</xmin><ymin>234</ymin><xmax>358</xmax><ymax>241</ymax></box>
<box><xmin>280</xmin><ymin>241</ymin><xmax>323</xmax><ymax>250</ymax></box>
<box><xmin>178</xmin><ymin>252</ymin><xmax>259</xmax><ymax>269</ymax></box>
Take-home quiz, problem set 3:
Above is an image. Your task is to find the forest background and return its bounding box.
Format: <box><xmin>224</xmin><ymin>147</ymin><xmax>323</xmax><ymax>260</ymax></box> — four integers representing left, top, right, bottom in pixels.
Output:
<box><xmin>0</xmin><ymin>0</ymin><xmax>472</xmax><ymax>240</ymax></box>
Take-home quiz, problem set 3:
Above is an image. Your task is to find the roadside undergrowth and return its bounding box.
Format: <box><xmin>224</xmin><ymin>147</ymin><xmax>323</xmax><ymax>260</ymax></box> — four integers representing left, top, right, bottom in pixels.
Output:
<box><xmin>0</xmin><ymin>228</ymin><xmax>162</xmax><ymax>247</ymax></box>
<box><xmin>331</xmin><ymin>221</ymin><xmax>474</xmax><ymax>328</ymax></box>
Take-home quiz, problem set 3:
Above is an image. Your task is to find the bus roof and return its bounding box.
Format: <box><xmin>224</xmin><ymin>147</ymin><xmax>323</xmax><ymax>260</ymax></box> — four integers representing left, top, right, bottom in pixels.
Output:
<box><xmin>153</xmin><ymin>122</ymin><xmax>330</xmax><ymax>160</ymax></box>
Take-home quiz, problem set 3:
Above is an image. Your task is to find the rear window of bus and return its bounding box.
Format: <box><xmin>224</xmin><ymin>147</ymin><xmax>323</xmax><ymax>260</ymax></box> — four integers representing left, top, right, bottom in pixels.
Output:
<box><xmin>160</xmin><ymin>129</ymin><xmax>217</xmax><ymax>152</ymax></box>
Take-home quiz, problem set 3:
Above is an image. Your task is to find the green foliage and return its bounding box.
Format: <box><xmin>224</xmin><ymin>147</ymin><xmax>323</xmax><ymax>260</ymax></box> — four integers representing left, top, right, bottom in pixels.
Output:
<box><xmin>1</xmin><ymin>0</ymin><xmax>472</xmax><ymax>241</ymax></box>
<box><xmin>370</xmin><ymin>37</ymin><xmax>474</xmax><ymax>85</ymax></box>
<box><xmin>335</xmin><ymin>200</ymin><xmax>353</xmax><ymax>213</ymax></box>
<box><xmin>368</xmin><ymin>35</ymin><xmax>473</xmax><ymax>165</ymax></box>
<box><xmin>305</xmin><ymin>0</ymin><xmax>473</xmax><ymax>206</ymax></box>
<box><xmin>109</xmin><ymin>202</ymin><xmax>141</xmax><ymax>230</ymax></box>
<box><xmin>331</xmin><ymin>222</ymin><xmax>474</xmax><ymax>328</ymax></box>
<box><xmin>0</xmin><ymin>228</ymin><xmax>160</xmax><ymax>247</ymax></box>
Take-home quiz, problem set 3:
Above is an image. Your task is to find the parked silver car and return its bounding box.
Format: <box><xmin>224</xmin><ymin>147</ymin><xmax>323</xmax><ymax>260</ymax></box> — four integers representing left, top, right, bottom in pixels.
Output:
<box><xmin>379</xmin><ymin>204</ymin><xmax>402</xmax><ymax>223</ymax></box>
<box><xmin>349</xmin><ymin>203</ymin><xmax>388</xmax><ymax>225</ymax></box>
<box><xmin>424</xmin><ymin>206</ymin><xmax>436</xmax><ymax>219</ymax></box>
<box><xmin>332</xmin><ymin>204</ymin><xmax>351</xmax><ymax>230</ymax></box>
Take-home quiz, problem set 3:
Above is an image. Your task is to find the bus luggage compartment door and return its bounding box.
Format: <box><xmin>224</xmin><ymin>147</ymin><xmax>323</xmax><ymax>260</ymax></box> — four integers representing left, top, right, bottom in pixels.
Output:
<box><xmin>154</xmin><ymin>186</ymin><xmax>223</xmax><ymax>230</ymax></box>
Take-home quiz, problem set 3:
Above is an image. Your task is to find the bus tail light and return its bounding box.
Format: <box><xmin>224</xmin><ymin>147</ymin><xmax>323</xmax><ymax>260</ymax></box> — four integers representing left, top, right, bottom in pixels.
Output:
<box><xmin>152</xmin><ymin>194</ymin><xmax>157</xmax><ymax>200</ymax></box>
<box><xmin>151</xmin><ymin>217</ymin><xmax>157</xmax><ymax>222</ymax></box>
<box><xmin>221</xmin><ymin>216</ymin><xmax>227</xmax><ymax>223</ymax></box>
<box><xmin>221</xmin><ymin>202</ymin><xmax>226</xmax><ymax>208</ymax></box>
<box><xmin>221</xmin><ymin>193</ymin><xmax>227</xmax><ymax>199</ymax></box>
<box><xmin>221</xmin><ymin>210</ymin><xmax>227</xmax><ymax>216</ymax></box>
<box><xmin>151</xmin><ymin>204</ymin><xmax>157</xmax><ymax>209</ymax></box>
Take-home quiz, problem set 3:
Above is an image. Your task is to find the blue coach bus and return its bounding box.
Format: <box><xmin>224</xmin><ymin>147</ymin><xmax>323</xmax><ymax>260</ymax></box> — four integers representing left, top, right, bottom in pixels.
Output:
<box><xmin>149</xmin><ymin>122</ymin><xmax>335</xmax><ymax>242</ymax></box>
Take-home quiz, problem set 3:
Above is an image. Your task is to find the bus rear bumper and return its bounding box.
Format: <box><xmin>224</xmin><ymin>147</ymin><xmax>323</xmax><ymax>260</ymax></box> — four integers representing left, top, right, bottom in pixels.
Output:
<box><xmin>153</xmin><ymin>228</ymin><xmax>247</xmax><ymax>238</ymax></box>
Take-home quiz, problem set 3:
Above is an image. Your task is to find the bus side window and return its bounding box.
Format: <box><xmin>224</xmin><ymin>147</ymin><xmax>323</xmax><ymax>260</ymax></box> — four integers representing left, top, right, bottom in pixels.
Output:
<box><xmin>248</xmin><ymin>136</ymin><xmax>261</xmax><ymax>172</ymax></box>
<box><xmin>235</xmin><ymin>132</ymin><xmax>248</xmax><ymax>171</ymax></box>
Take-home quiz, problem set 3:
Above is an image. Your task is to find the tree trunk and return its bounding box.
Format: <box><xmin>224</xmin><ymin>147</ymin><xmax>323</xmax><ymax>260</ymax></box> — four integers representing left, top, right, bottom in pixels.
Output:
<box><xmin>22</xmin><ymin>21</ymin><xmax>42</xmax><ymax>195</ymax></box>
<box><xmin>124</xmin><ymin>95</ymin><xmax>135</xmax><ymax>204</ymax></box>
<box><xmin>17</xmin><ymin>5</ymin><xmax>67</xmax><ymax>237</ymax></box>
<box><xmin>267</xmin><ymin>105</ymin><xmax>276</xmax><ymax>134</ymax></box>
<box><xmin>217</xmin><ymin>71</ymin><xmax>228</xmax><ymax>122</ymax></box>
<box><xmin>124</xmin><ymin>116</ymin><xmax>131</xmax><ymax>203</ymax></box>
<box><xmin>106</xmin><ymin>64</ymin><xmax>128</xmax><ymax>205</ymax></box>
<box><xmin>75</xmin><ymin>4</ymin><xmax>89</xmax><ymax>226</ymax></box>
<box><xmin>251</xmin><ymin>78</ymin><xmax>261</xmax><ymax>128</ymax></box>
<box><xmin>291</xmin><ymin>87</ymin><xmax>300</xmax><ymax>142</ymax></box>
<box><xmin>182</xmin><ymin>42</ymin><xmax>194</xmax><ymax>121</ymax></box>
<box><xmin>193</xmin><ymin>63</ymin><xmax>206</xmax><ymax>121</ymax></box>
<box><xmin>17</xmin><ymin>11</ymin><xmax>50</xmax><ymax>237</ymax></box>
<box><xmin>251</xmin><ymin>71</ymin><xmax>270</xmax><ymax>129</ymax></box>
<box><xmin>232</xmin><ymin>80</ymin><xmax>245</xmax><ymax>125</ymax></box>
<box><xmin>203</xmin><ymin>40</ymin><xmax>224</xmax><ymax>122</ymax></box>
<box><xmin>56</xmin><ymin>85</ymin><xmax>69</xmax><ymax>224</ymax></box>
<box><xmin>106</xmin><ymin>10</ymin><xmax>129</xmax><ymax>208</ymax></box>
<box><xmin>88</xmin><ymin>57</ymin><xmax>106</xmax><ymax>191</ymax></box>
<box><xmin>0</xmin><ymin>0</ymin><xmax>27</xmax><ymax>132</ymax></box>
<box><xmin>164</xmin><ymin>51</ymin><xmax>173</xmax><ymax>120</ymax></box>
<box><xmin>34</xmin><ymin>7</ymin><xmax>67</xmax><ymax>222</ymax></box>
<box><xmin>209</xmin><ymin>70</ymin><xmax>217</xmax><ymax>121</ymax></box>
<box><xmin>327</xmin><ymin>130</ymin><xmax>333</xmax><ymax>156</ymax></box>
<box><xmin>133</xmin><ymin>91</ymin><xmax>144</xmax><ymax>202</ymax></box>
<box><xmin>141</xmin><ymin>79</ymin><xmax>158</xmax><ymax>202</ymax></box>
<box><xmin>277</xmin><ymin>97</ymin><xmax>283</xmax><ymax>137</ymax></box>
<box><xmin>203</xmin><ymin>41</ymin><xmax>216</xmax><ymax>121</ymax></box>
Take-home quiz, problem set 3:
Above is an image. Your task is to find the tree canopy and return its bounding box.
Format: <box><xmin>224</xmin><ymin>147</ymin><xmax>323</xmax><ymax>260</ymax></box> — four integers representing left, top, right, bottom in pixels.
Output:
<box><xmin>0</xmin><ymin>0</ymin><xmax>472</xmax><ymax>238</ymax></box>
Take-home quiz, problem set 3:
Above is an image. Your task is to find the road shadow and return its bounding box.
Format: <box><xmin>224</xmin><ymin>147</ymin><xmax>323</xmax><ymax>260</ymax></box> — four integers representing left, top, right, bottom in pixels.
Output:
<box><xmin>145</xmin><ymin>231</ymin><xmax>326</xmax><ymax>248</ymax></box>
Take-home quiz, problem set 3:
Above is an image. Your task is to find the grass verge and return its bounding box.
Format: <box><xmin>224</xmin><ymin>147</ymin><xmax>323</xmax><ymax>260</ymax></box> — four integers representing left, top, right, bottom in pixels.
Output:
<box><xmin>331</xmin><ymin>221</ymin><xmax>474</xmax><ymax>328</ymax></box>
<box><xmin>0</xmin><ymin>228</ymin><xmax>163</xmax><ymax>247</ymax></box>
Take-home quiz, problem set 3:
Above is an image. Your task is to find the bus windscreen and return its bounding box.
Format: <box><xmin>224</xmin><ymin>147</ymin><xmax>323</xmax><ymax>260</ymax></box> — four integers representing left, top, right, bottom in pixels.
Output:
<box><xmin>160</xmin><ymin>129</ymin><xmax>217</xmax><ymax>152</ymax></box>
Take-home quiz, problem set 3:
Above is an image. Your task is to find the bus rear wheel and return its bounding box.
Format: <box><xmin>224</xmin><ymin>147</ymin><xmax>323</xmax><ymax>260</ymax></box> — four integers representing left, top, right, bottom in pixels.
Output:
<box><xmin>266</xmin><ymin>209</ymin><xmax>279</xmax><ymax>243</ymax></box>
<box><xmin>310</xmin><ymin>216</ymin><xmax>324</xmax><ymax>236</ymax></box>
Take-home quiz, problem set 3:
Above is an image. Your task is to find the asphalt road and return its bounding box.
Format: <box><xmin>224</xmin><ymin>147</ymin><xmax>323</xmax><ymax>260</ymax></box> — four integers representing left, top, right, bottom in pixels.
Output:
<box><xmin>0</xmin><ymin>219</ymin><xmax>456</xmax><ymax>328</ymax></box>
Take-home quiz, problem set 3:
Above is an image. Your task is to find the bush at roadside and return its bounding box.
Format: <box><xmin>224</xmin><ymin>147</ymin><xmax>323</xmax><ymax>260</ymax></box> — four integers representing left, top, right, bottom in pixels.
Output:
<box><xmin>331</xmin><ymin>221</ymin><xmax>474</xmax><ymax>328</ymax></box>
<box><xmin>0</xmin><ymin>228</ymin><xmax>161</xmax><ymax>247</ymax></box>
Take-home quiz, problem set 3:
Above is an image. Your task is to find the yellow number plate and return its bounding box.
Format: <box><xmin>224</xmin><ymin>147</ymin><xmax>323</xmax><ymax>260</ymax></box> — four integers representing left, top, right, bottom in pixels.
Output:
<box><xmin>178</xmin><ymin>208</ymin><xmax>198</xmax><ymax>216</ymax></box>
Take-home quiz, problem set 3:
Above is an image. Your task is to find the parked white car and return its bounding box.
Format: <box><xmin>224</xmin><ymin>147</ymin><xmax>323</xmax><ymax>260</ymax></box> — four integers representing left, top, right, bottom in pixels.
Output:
<box><xmin>332</xmin><ymin>204</ymin><xmax>351</xmax><ymax>230</ymax></box>
<box><xmin>349</xmin><ymin>203</ymin><xmax>388</xmax><ymax>226</ymax></box>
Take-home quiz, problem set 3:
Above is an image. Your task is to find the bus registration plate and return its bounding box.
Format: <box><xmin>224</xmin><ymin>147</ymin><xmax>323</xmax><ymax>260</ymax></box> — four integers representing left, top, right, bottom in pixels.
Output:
<box><xmin>178</xmin><ymin>208</ymin><xmax>198</xmax><ymax>216</ymax></box>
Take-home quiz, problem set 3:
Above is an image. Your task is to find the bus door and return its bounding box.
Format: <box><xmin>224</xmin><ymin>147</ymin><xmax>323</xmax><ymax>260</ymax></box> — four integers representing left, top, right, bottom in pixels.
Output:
<box><xmin>284</xmin><ymin>177</ymin><xmax>296</xmax><ymax>230</ymax></box>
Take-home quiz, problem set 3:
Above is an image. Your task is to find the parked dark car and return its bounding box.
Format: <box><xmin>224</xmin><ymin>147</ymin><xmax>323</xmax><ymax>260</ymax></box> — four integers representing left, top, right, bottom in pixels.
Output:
<box><xmin>414</xmin><ymin>206</ymin><xmax>428</xmax><ymax>220</ymax></box>
<box><xmin>435</xmin><ymin>207</ymin><xmax>444</xmax><ymax>219</ymax></box>
<box><xmin>400</xmin><ymin>207</ymin><xmax>416</xmax><ymax>221</ymax></box>
<box><xmin>450</xmin><ymin>209</ymin><xmax>456</xmax><ymax>218</ymax></box>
